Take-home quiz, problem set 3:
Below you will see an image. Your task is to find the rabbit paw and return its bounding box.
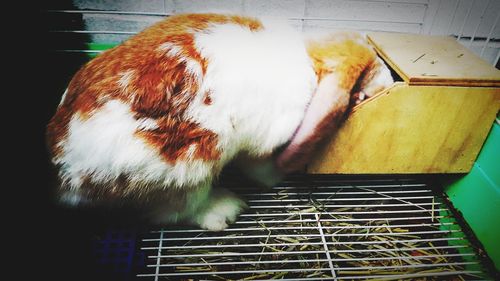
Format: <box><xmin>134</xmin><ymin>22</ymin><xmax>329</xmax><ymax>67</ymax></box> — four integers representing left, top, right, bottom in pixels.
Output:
<box><xmin>195</xmin><ymin>192</ymin><xmax>247</xmax><ymax>231</ymax></box>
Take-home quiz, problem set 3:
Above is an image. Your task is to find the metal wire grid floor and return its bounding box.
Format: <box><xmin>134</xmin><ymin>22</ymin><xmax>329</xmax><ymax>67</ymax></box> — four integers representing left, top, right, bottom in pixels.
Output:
<box><xmin>137</xmin><ymin>178</ymin><xmax>492</xmax><ymax>280</ymax></box>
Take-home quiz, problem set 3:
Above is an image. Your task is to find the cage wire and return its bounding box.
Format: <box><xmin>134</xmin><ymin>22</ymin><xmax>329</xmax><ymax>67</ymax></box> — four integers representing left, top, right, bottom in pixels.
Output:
<box><xmin>45</xmin><ymin>0</ymin><xmax>500</xmax><ymax>66</ymax></box>
<box><xmin>135</xmin><ymin>177</ymin><xmax>494</xmax><ymax>280</ymax></box>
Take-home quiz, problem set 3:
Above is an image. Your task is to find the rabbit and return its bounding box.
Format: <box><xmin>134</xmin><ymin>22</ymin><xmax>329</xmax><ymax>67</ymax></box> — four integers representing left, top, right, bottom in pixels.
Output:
<box><xmin>46</xmin><ymin>13</ymin><xmax>393</xmax><ymax>231</ymax></box>
<box><xmin>235</xmin><ymin>31</ymin><xmax>394</xmax><ymax>185</ymax></box>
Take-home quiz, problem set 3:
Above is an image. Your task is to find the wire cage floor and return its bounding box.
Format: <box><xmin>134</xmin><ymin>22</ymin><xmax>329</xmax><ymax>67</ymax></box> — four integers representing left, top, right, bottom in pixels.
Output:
<box><xmin>133</xmin><ymin>177</ymin><xmax>495</xmax><ymax>280</ymax></box>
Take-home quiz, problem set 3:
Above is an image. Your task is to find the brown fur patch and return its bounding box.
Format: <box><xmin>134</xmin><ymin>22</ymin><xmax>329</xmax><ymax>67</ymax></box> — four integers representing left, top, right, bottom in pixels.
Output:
<box><xmin>203</xmin><ymin>90</ymin><xmax>213</xmax><ymax>105</ymax></box>
<box><xmin>58</xmin><ymin>174</ymin><xmax>199</xmax><ymax>210</ymax></box>
<box><xmin>46</xmin><ymin>14</ymin><xmax>263</xmax><ymax>163</ymax></box>
<box><xmin>306</xmin><ymin>33</ymin><xmax>377</xmax><ymax>91</ymax></box>
<box><xmin>135</xmin><ymin>116</ymin><xmax>220</xmax><ymax>162</ymax></box>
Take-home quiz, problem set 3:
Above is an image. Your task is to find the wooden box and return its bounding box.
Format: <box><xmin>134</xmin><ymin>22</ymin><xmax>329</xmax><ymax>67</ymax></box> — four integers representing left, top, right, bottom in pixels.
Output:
<box><xmin>307</xmin><ymin>32</ymin><xmax>500</xmax><ymax>174</ymax></box>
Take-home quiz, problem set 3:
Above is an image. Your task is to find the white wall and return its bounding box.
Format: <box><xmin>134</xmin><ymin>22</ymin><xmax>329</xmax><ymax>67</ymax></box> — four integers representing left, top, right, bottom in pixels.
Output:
<box><xmin>66</xmin><ymin>0</ymin><xmax>499</xmax><ymax>65</ymax></box>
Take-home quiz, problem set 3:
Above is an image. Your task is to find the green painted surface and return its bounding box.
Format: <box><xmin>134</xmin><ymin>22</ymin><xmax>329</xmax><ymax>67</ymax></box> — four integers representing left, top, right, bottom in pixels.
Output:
<box><xmin>439</xmin><ymin>207</ymin><xmax>482</xmax><ymax>272</ymax></box>
<box><xmin>444</xmin><ymin>121</ymin><xmax>500</xmax><ymax>270</ymax></box>
<box><xmin>474</xmin><ymin>120</ymin><xmax>500</xmax><ymax>185</ymax></box>
<box><xmin>85</xmin><ymin>43</ymin><xmax>117</xmax><ymax>58</ymax></box>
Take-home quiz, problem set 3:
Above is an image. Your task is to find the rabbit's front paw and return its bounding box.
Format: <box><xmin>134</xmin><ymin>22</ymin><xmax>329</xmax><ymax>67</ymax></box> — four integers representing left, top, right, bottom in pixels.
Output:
<box><xmin>195</xmin><ymin>191</ymin><xmax>247</xmax><ymax>231</ymax></box>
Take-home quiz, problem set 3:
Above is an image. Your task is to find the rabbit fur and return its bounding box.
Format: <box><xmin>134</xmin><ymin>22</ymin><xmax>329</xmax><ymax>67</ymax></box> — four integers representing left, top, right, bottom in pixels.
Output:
<box><xmin>46</xmin><ymin>13</ymin><xmax>393</xmax><ymax>230</ymax></box>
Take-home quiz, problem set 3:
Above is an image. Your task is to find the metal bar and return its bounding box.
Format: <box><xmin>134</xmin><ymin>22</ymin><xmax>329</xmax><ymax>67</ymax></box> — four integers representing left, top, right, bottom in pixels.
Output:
<box><xmin>357</xmin><ymin>187</ymin><xmax>432</xmax><ymax>212</ymax></box>
<box><xmin>147</xmin><ymin>258</ymin><xmax>331</xmax><ymax>267</ymax></box>
<box><xmin>469</xmin><ymin>0</ymin><xmax>491</xmax><ymax>48</ymax></box>
<box><xmin>323</xmin><ymin>229</ymin><xmax>461</xmax><ymax>237</ymax></box>
<box><xmin>138</xmin><ymin>268</ymin><xmax>482</xmax><ymax>278</ymax></box>
<box><xmin>318</xmin><ymin>237</ymin><xmax>467</xmax><ymax>246</ymax></box>
<box><xmin>495</xmin><ymin>49</ymin><xmax>500</xmax><ymax>66</ymax></box>
<box><xmin>248</xmin><ymin>202</ymin><xmax>442</xmax><ymax>210</ymax></box>
<box><xmin>328</xmin><ymin>253</ymin><xmax>476</xmax><ymax>262</ymax></box>
<box><xmin>52</xmin><ymin>50</ymin><xmax>103</xmax><ymax>53</ymax></box>
<box><xmin>215</xmin><ymin>278</ymin><xmax>331</xmax><ymax>281</ymax></box>
<box><xmin>142</xmin><ymin>238</ymin><xmax>468</xmax><ymax>247</ymax></box>
<box><xmin>446</xmin><ymin>0</ymin><xmax>461</xmax><ymax>35</ymax></box>
<box><xmin>241</xmin><ymin>189</ymin><xmax>433</xmax><ymax>196</ymax></box>
<box><xmin>44</xmin><ymin>9</ymin><xmax>422</xmax><ymax>24</ymax></box>
<box><xmin>457</xmin><ymin>0</ymin><xmax>475</xmax><ymax>40</ymax></box>
<box><xmin>288</xmin><ymin>17</ymin><xmax>422</xmax><ymax>24</ymax></box>
<box><xmin>45</xmin><ymin>9</ymin><xmax>169</xmax><ymax>16</ymax></box>
<box><xmin>142</xmin><ymin>243</ymin><xmax>469</xmax><ymax>252</ymax></box>
<box><xmin>280</xmin><ymin>178</ymin><xmax>421</xmax><ymax>183</ymax></box>
<box><xmin>158</xmin><ymin>222</ymin><xmax>455</xmax><ymax>233</ymax></box>
<box><xmin>419</xmin><ymin>0</ymin><xmax>428</xmax><ymax>34</ymax></box>
<box><xmin>480</xmin><ymin>11</ymin><xmax>500</xmax><ymax>57</ymax></box>
<box><xmin>341</xmin><ymin>0</ymin><xmax>428</xmax><ymax>5</ymax></box>
<box><xmin>143</xmin><ymin>242</ymin><xmax>326</xmax><ymax>250</ymax></box>
<box><xmin>246</xmin><ymin>195</ymin><xmax>435</xmax><ymax>202</ymax></box>
<box><xmin>229</xmin><ymin>183</ymin><xmax>428</xmax><ymax>192</ymax></box>
<box><xmin>234</xmin><ymin>215</ymin><xmax>447</xmax><ymax>224</ymax></box>
<box><xmin>256</xmin><ymin>274</ymin><xmax>483</xmax><ymax>281</ymax></box>
<box><xmin>143</xmin><ymin>229</ymin><xmax>462</xmax><ymax>242</ymax></box>
<box><xmin>249</xmin><ymin>183</ymin><xmax>427</xmax><ymax>190</ymax></box>
<box><xmin>49</xmin><ymin>30</ymin><xmax>136</xmax><ymax>35</ymax></box>
<box><xmin>142</xmin><ymin>238</ymin><xmax>467</xmax><ymax>252</ymax></box>
<box><xmin>333</xmin><ymin>270</ymin><xmax>483</xmax><ymax>280</ymax></box>
<box><xmin>247</xmin><ymin>202</ymin><xmax>440</xmax><ymax>209</ymax></box>
<box><xmin>153</xmin><ymin>230</ymin><xmax>163</xmax><ymax>281</ymax></box>
<box><xmin>328</xmin><ymin>244</ymin><xmax>471</xmax><ymax>254</ymax></box>
<box><xmin>151</xmin><ymin>250</ymin><xmax>326</xmax><ymax>258</ymax></box>
<box><xmin>239</xmin><ymin>208</ymin><xmax>449</xmax><ymax>216</ymax></box>
<box><xmin>147</xmin><ymin>261</ymin><xmax>479</xmax><ymax>271</ymax></box>
<box><xmin>137</xmin><ymin>267</ymin><xmax>332</xmax><ymax>277</ymax></box>
<box><xmin>427</xmin><ymin>0</ymin><xmax>442</xmax><ymax>35</ymax></box>
<box><xmin>219</xmin><ymin>278</ymin><xmax>331</xmax><ymax>281</ymax></box>
<box><xmin>331</xmin><ymin>262</ymin><xmax>480</xmax><ymax>272</ymax></box>
<box><xmin>300</xmin><ymin>0</ymin><xmax>306</xmax><ymax>32</ymax></box>
<box><xmin>316</xmin><ymin>213</ymin><xmax>337</xmax><ymax>279</ymax></box>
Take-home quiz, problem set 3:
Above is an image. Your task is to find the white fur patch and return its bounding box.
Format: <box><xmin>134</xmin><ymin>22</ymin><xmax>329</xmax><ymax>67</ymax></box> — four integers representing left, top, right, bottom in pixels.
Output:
<box><xmin>185</xmin><ymin>144</ymin><xmax>198</xmax><ymax>159</ymax></box>
<box><xmin>192</xmin><ymin>188</ymin><xmax>247</xmax><ymax>231</ymax></box>
<box><xmin>183</xmin><ymin>58</ymin><xmax>203</xmax><ymax>78</ymax></box>
<box><xmin>158</xmin><ymin>41</ymin><xmax>202</xmax><ymax>79</ymax></box>
<box><xmin>149</xmin><ymin>182</ymin><xmax>247</xmax><ymax>230</ymax></box>
<box><xmin>374</xmin><ymin>58</ymin><xmax>394</xmax><ymax>90</ymax></box>
<box><xmin>189</xmin><ymin>19</ymin><xmax>317</xmax><ymax>165</ymax></box>
<box><xmin>157</xmin><ymin>42</ymin><xmax>182</xmax><ymax>57</ymax></box>
<box><xmin>58</xmin><ymin>88</ymin><xmax>68</xmax><ymax>107</ymax></box>
<box><xmin>118</xmin><ymin>70</ymin><xmax>135</xmax><ymax>89</ymax></box>
<box><xmin>54</xmin><ymin>100</ymin><xmax>214</xmax><ymax>193</ymax></box>
<box><xmin>136</xmin><ymin>117</ymin><xmax>159</xmax><ymax>130</ymax></box>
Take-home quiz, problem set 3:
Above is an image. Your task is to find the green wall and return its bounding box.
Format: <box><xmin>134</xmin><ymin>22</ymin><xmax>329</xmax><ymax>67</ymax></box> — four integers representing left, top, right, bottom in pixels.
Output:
<box><xmin>444</xmin><ymin>119</ymin><xmax>500</xmax><ymax>270</ymax></box>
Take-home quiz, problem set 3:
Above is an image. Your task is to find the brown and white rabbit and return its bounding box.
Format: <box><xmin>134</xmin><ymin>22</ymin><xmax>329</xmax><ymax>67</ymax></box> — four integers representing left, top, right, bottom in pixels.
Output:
<box><xmin>46</xmin><ymin>13</ymin><xmax>393</xmax><ymax>230</ymax></box>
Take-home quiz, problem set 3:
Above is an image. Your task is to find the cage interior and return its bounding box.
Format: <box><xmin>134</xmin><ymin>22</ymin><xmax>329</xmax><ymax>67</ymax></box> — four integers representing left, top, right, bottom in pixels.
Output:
<box><xmin>43</xmin><ymin>2</ymin><xmax>499</xmax><ymax>280</ymax></box>
<box><xmin>128</xmin><ymin>176</ymin><xmax>493</xmax><ymax>280</ymax></box>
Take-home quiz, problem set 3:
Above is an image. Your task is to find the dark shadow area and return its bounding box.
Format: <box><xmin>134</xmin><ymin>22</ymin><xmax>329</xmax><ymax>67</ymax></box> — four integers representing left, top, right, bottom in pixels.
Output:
<box><xmin>38</xmin><ymin>1</ymin><xmax>148</xmax><ymax>280</ymax></box>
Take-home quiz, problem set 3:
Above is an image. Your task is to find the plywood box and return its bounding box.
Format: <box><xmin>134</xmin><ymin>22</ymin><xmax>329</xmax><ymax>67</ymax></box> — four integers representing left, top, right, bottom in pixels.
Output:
<box><xmin>307</xmin><ymin>32</ymin><xmax>500</xmax><ymax>174</ymax></box>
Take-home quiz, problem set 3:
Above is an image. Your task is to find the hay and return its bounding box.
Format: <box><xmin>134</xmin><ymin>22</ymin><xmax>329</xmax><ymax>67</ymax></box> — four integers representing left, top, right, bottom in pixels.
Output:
<box><xmin>153</xmin><ymin>186</ymin><xmax>478</xmax><ymax>280</ymax></box>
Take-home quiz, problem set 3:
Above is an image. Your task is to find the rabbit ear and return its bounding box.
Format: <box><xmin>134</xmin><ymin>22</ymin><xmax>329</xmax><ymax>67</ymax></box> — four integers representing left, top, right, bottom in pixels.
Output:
<box><xmin>356</xmin><ymin>57</ymin><xmax>394</xmax><ymax>99</ymax></box>
<box><xmin>276</xmin><ymin>73</ymin><xmax>351</xmax><ymax>173</ymax></box>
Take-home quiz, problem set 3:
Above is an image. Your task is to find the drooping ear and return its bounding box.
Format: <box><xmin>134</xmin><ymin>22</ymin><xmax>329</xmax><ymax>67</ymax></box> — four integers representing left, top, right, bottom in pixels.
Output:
<box><xmin>275</xmin><ymin>73</ymin><xmax>351</xmax><ymax>173</ymax></box>
<box><xmin>355</xmin><ymin>57</ymin><xmax>394</xmax><ymax>100</ymax></box>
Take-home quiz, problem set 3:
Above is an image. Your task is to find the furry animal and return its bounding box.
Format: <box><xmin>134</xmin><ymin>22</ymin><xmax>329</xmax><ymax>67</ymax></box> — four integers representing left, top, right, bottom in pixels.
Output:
<box><xmin>46</xmin><ymin>13</ymin><xmax>393</xmax><ymax>230</ymax></box>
